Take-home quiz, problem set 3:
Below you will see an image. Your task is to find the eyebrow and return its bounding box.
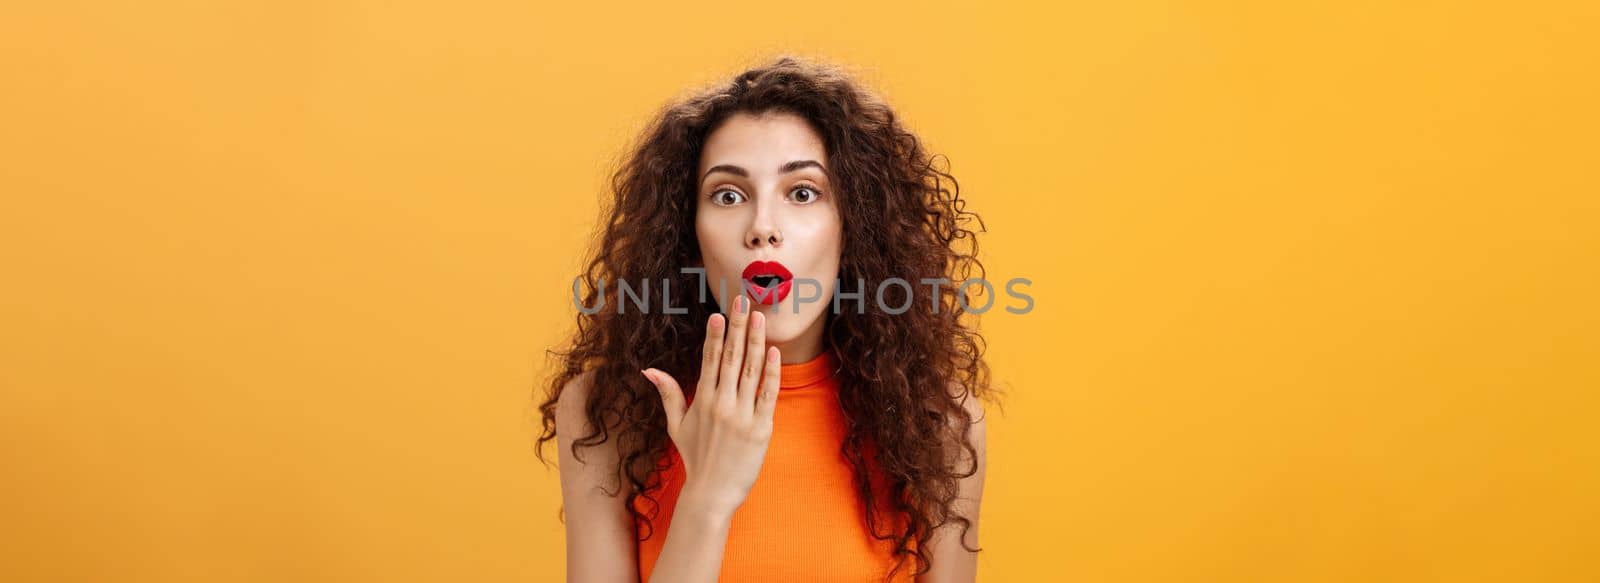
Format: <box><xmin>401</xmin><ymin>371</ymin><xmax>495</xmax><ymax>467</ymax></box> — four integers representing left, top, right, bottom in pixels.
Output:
<box><xmin>701</xmin><ymin>160</ymin><xmax>826</xmax><ymax>184</ymax></box>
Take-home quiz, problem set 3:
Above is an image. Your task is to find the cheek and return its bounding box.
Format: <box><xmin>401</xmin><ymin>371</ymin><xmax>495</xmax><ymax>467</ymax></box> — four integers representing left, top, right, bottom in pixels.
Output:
<box><xmin>797</xmin><ymin>216</ymin><xmax>844</xmax><ymax>268</ymax></box>
<box><xmin>695</xmin><ymin>219</ymin><xmax>741</xmax><ymax>288</ymax></box>
<box><xmin>695</xmin><ymin>217</ymin><xmax>731</xmax><ymax>260</ymax></box>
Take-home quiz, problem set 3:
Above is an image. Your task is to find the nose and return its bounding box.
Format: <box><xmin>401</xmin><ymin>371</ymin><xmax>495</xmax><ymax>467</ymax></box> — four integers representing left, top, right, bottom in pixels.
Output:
<box><xmin>747</xmin><ymin>229</ymin><xmax>782</xmax><ymax>248</ymax></box>
<box><xmin>745</xmin><ymin>201</ymin><xmax>783</xmax><ymax>249</ymax></box>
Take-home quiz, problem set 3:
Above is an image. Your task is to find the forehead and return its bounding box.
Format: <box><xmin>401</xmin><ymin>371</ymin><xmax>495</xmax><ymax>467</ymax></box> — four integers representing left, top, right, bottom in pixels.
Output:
<box><xmin>698</xmin><ymin>111</ymin><xmax>827</xmax><ymax>173</ymax></box>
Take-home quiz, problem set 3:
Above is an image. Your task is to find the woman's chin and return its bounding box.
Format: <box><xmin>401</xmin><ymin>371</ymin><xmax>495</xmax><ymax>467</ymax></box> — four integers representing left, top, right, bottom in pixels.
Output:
<box><xmin>758</xmin><ymin>318</ymin><xmax>808</xmax><ymax>346</ymax></box>
<box><xmin>761</xmin><ymin>326</ymin><xmax>797</xmax><ymax>346</ymax></box>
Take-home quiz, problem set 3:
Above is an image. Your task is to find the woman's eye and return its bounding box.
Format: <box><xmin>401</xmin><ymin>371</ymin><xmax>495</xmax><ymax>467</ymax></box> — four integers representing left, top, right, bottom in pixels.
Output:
<box><xmin>711</xmin><ymin>189</ymin><xmax>745</xmax><ymax>205</ymax></box>
<box><xmin>789</xmin><ymin>185</ymin><xmax>821</xmax><ymax>204</ymax></box>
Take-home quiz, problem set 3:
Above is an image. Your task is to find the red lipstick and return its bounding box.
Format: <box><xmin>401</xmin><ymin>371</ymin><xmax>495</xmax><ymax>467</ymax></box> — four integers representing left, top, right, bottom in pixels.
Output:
<box><xmin>741</xmin><ymin>260</ymin><xmax>793</xmax><ymax>305</ymax></box>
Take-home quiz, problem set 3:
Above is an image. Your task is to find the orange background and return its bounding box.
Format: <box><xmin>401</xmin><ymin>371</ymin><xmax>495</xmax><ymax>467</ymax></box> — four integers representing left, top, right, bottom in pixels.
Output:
<box><xmin>2</xmin><ymin>1</ymin><xmax>1596</xmax><ymax>581</ymax></box>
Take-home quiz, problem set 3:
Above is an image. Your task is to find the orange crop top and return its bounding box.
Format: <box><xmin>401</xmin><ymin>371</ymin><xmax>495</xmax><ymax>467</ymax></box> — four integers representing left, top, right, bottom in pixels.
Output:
<box><xmin>634</xmin><ymin>347</ymin><xmax>914</xmax><ymax>582</ymax></box>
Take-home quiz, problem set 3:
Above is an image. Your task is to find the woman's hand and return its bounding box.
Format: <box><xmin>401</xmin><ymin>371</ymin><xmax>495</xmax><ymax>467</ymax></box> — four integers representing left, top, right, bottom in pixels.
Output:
<box><xmin>641</xmin><ymin>294</ymin><xmax>781</xmax><ymax>520</ymax></box>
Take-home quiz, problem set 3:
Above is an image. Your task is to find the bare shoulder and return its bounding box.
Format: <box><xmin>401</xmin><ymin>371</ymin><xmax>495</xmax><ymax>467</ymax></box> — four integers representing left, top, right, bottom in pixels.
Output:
<box><xmin>917</xmin><ymin>380</ymin><xmax>990</xmax><ymax>582</ymax></box>
<box><xmin>945</xmin><ymin>379</ymin><xmax>989</xmax><ymax>440</ymax></box>
<box><xmin>939</xmin><ymin>378</ymin><xmax>988</xmax><ymax>484</ymax></box>
<box><xmin>555</xmin><ymin>368</ymin><xmax>640</xmax><ymax>582</ymax></box>
<box><xmin>554</xmin><ymin>369</ymin><xmax>598</xmax><ymax>441</ymax></box>
<box><xmin>555</xmin><ymin>369</ymin><xmax>626</xmax><ymax>485</ymax></box>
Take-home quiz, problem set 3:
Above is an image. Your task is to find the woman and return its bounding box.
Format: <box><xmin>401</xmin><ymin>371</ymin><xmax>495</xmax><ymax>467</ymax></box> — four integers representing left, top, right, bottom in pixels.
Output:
<box><xmin>535</xmin><ymin>55</ymin><xmax>997</xmax><ymax>582</ymax></box>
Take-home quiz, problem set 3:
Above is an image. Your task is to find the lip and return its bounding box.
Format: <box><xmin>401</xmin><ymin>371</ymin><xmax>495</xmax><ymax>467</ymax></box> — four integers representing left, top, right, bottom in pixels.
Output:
<box><xmin>741</xmin><ymin>260</ymin><xmax>794</xmax><ymax>306</ymax></box>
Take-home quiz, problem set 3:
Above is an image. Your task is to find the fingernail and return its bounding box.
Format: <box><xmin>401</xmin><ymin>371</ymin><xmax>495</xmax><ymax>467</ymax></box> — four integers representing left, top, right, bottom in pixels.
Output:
<box><xmin>738</xmin><ymin>295</ymin><xmax>748</xmax><ymax>313</ymax></box>
<box><xmin>640</xmin><ymin>369</ymin><xmax>655</xmax><ymax>384</ymax></box>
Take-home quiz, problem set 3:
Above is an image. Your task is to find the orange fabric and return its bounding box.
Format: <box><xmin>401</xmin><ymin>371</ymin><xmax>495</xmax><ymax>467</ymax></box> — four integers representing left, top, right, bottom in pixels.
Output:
<box><xmin>635</xmin><ymin>347</ymin><xmax>913</xmax><ymax>582</ymax></box>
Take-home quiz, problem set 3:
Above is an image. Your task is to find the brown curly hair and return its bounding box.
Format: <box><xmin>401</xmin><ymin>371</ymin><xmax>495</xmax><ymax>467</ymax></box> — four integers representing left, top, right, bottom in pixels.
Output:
<box><xmin>534</xmin><ymin>54</ymin><xmax>1001</xmax><ymax>581</ymax></box>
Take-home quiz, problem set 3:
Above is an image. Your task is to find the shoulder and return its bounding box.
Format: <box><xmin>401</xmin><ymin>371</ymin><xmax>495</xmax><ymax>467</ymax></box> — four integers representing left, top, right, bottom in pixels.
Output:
<box><xmin>555</xmin><ymin>368</ymin><xmax>637</xmax><ymax>501</ymax></box>
<box><xmin>556</xmin><ymin>369</ymin><xmax>597</xmax><ymax>418</ymax></box>
<box><xmin>553</xmin><ymin>368</ymin><xmax>641</xmax><ymax>581</ymax></box>
<box><xmin>916</xmin><ymin>380</ymin><xmax>990</xmax><ymax>581</ymax></box>
<box><xmin>554</xmin><ymin>370</ymin><xmax>627</xmax><ymax>478</ymax></box>
<box><xmin>555</xmin><ymin>369</ymin><xmax>599</xmax><ymax>438</ymax></box>
<box><xmin>944</xmin><ymin>379</ymin><xmax>989</xmax><ymax>440</ymax></box>
<box><xmin>938</xmin><ymin>379</ymin><xmax>988</xmax><ymax>479</ymax></box>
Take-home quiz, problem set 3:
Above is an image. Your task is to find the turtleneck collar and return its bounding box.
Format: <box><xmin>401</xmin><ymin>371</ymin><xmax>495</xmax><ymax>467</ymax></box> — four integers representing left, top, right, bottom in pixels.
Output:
<box><xmin>778</xmin><ymin>346</ymin><xmax>838</xmax><ymax>390</ymax></box>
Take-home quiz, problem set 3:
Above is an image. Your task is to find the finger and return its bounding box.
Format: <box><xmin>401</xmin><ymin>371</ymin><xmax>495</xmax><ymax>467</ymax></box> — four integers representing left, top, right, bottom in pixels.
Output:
<box><xmin>738</xmin><ymin>309</ymin><xmax>766</xmax><ymax>412</ymax></box>
<box><xmin>643</xmin><ymin>369</ymin><xmax>685</xmax><ymax>439</ymax></box>
<box><xmin>697</xmin><ymin>312</ymin><xmax>726</xmax><ymax>402</ymax></box>
<box><xmin>718</xmin><ymin>294</ymin><xmax>749</xmax><ymax>407</ymax></box>
<box><xmin>754</xmin><ymin>346</ymin><xmax>781</xmax><ymax>421</ymax></box>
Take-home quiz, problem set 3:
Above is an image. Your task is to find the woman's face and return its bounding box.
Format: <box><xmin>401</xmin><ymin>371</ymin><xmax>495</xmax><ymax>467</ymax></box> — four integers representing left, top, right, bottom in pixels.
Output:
<box><xmin>695</xmin><ymin>110</ymin><xmax>842</xmax><ymax>361</ymax></box>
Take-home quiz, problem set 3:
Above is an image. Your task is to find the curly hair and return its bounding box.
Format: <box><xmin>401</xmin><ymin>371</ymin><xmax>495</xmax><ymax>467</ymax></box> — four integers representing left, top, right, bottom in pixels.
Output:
<box><xmin>534</xmin><ymin>54</ymin><xmax>1001</xmax><ymax>581</ymax></box>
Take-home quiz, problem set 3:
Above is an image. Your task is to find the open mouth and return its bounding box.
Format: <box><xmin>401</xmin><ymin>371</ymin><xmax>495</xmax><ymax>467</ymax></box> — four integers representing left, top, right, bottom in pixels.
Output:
<box><xmin>741</xmin><ymin>260</ymin><xmax>794</xmax><ymax>306</ymax></box>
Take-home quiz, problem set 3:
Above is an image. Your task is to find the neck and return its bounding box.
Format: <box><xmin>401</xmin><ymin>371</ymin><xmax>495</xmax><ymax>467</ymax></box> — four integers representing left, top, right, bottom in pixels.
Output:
<box><xmin>772</xmin><ymin>310</ymin><xmax>827</xmax><ymax>364</ymax></box>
